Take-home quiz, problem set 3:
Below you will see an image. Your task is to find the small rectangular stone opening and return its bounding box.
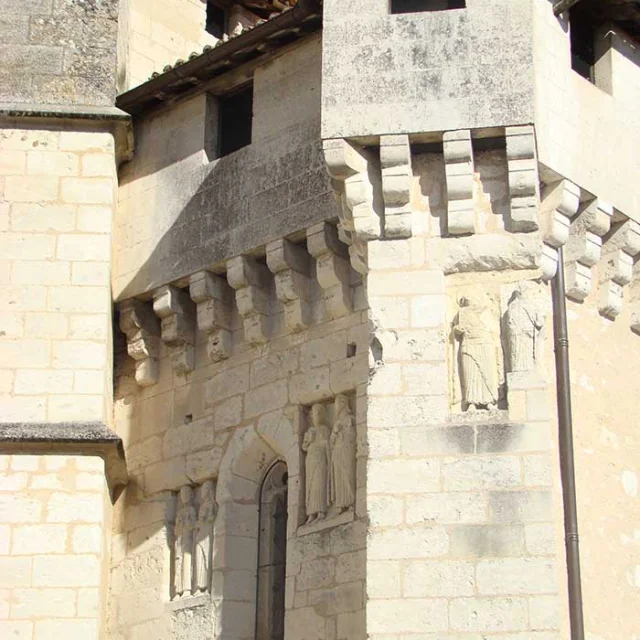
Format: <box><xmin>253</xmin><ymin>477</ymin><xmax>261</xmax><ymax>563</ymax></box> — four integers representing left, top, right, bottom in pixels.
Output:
<box><xmin>206</xmin><ymin>1</ymin><xmax>227</xmax><ymax>38</ymax></box>
<box><xmin>218</xmin><ymin>83</ymin><xmax>254</xmax><ymax>158</ymax></box>
<box><xmin>390</xmin><ymin>0</ymin><xmax>466</xmax><ymax>14</ymax></box>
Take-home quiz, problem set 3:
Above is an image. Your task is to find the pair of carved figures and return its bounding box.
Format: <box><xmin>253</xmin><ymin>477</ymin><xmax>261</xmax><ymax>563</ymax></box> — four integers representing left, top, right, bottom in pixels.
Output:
<box><xmin>453</xmin><ymin>283</ymin><xmax>546</xmax><ymax>411</ymax></box>
<box><xmin>173</xmin><ymin>480</ymin><xmax>217</xmax><ymax>599</ymax></box>
<box><xmin>302</xmin><ymin>394</ymin><xmax>356</xmax><ymax>524</ymax></box>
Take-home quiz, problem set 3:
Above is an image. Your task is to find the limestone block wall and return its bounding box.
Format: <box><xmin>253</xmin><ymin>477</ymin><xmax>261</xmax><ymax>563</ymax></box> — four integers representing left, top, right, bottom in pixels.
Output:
<box><xmin>0</xmin><ymin>454</ymin><xmax>109</xmax><ymax>640</ymax></box>
<box><xmin>110</xmin><ymin>267</ymin><xmax>368</xmax><ymax>639</ymax></box>
<box><xmin>0</xmin><ymin>124</ymin><xmax>117</xmax><ymax>423</ymax></box>
<box><xmin>533</xmin><ymin>0</ymin><xmax>640</xmax><ymax>221</ymax></box>
<box><xmin>321</xmin><ymin>0</ymin><xmax>535</xmax><ymax>139</ymax></box>
<box><xmin>0</xmin><ymin>0</ymin><xmax>120</xmax><ymax>107</ymax></box>
<box><xmin>121</xmin><ymin>0</ymin><xmax>218</xmax><ymax>91</ymax></box>
<box><xmin>115</xmin><ymin>36</ymin><xmax>335</xmax><ymax>300</ymax></box>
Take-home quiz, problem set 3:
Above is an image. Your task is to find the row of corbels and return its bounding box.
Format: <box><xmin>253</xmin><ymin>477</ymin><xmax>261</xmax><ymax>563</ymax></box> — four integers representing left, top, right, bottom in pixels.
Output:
<box><xmin>323</xmin><ymin>125</ymin><xmax>539</xmax><ymax>255</ymax></box>
<box><xmin>539</xmin><ymin>178</ymin><xmax>640</xmax><ymax>327</ymax></box>
<box><xmin>118</xmin><ymin>222</ymin><xmax>354</xmax><ymax>387</ymax></box>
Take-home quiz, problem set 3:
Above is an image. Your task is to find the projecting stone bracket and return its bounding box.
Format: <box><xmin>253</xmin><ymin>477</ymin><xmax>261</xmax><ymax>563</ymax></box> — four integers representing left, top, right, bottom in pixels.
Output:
<box><xmin>443</xmin><ymin>129</ymin><xmax>476</xmax><ymax>236</ymax></box>
<box><xmin>153</xmin><ymin>285</ymin><xmax>197</xmax><ymax>375</ymax></box>
<box><xmin>119</xmin><ymin>298</ymin><xmax>161</xmax><ymax>387</ymax></box>
<box><xmin>267</xmin><ymin>238</ymin><xmax>313</xmax><ymax>333</ymax></box>
<box><xmin>598</xmin><ymin>219</ymin><xmax>640</xmax><ymax>319</ymax></box>
<box><xmin>227</xmin><ymin>255</ymin><xmax>272</xmax><ymax>345</ymax></box>
<box><xmin>564</xmin><ymin>200</ymin><xmax>613</xmax><ymax>301</ymax></box>
<box><xmin>307</xmin><ymin>222</ymin><xmax>353</xmax><ymax>320</ymax></box>
<box><xmin>506</xmin><ymin>125</ymin><xmax>540</xmax><ymax>233</ymax></box>
<box><xmin>539</xmin><ymin>179</ymin><xmax>581</xmax><ymax>280</ymax></box>
<box><xmin>380</xmin><ymin>134</ymin><xmax>413</xmax><ymax>239</ymax></box>
<box><xmin>189</xmin><ymin>271</ymin><xmax>233</xmax><ymax>362</ymax></box>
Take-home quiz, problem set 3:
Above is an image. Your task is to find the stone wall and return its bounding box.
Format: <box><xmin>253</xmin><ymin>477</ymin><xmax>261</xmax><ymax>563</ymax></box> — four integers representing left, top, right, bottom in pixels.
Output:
<box><xmin>114</xmin><ymin>36</ymin><xmax>335</xmax><ymax>300</ymax></box>
<box><xmin>321</xmin><ymin>0</ymin><xmax>535</xmax><ymax>139</ymax></box>
<box><xmin>0</xmin><ymin>0</ymin><xmax>120</xmax><ymax>107</ymax></box>
<box><xmin>0</xmin><ymin>124</ymin><xmax>117</xmax><ymax>422</ymax></box>
<box><xmin>0</xmin><ymin>454</ymin><xmax>109</xmax><ymax>640</ymax></box>
<box><xmin>120</xmin><ymin>0</ymin><xmax>217</xmax><ymax>91</ymax></box>
<box><xmin>533</xmin><ymin>0</ymin><xmax>640</xmax><ymax>222</ymax></box>
<box><xmin>110</xmin><ymin>276</ymin><xmax>368</xmax><ymax>639</ymax></box>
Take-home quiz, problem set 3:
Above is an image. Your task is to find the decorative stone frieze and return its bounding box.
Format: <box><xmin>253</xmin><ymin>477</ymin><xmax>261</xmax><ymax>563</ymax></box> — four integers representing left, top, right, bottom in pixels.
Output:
<box><xmin>266</xmin><ymin>238</ymin><xmax>313</xmax><ymax>333</ymax></box>
<box><xmin>323</xmin><ymin>138</ymin><xmax>382</xmax><ymax>274</ymax></box>
<box><xmin>380</xmin><ymin>134</ymin><xmax>413</xmax><ymax>239</ymax></box>
<box><xmin>299</xmin><ymin>394</ymin><xmax>356</xmax><ymax>535</ymax></box>
<box><xmin>564</xmin><ymin>200</ymin><xmax>613</xmax><ymax>301</ymax></box>
<box><xmin>598</xmin><ymin>218</ymin><xmax>640</xmax><ymax>319</ymax></box>
<box><xmin>443</xmin><ymin>129</ymin><xmax>475</xmax><ymax>236</ymax></box>
<box><xmin>118</xmin><ymin>298</ymin><xmax>161</xmax><ymax>387</ymax></box>
<box><xmin>153</xmin><ymin>285</ymin><xmax>196</xmax><ymax>375</ymax></box>
<box><xmin>306</xmin><ymin>222</ymin><xmax>352</xmax><ymax>319</ymax></box>
<box><xmin>539</xmin><ymin>179</ymin><xmax>581</xmax><ymax>280</ymax></box>
<box><xmin>505</xmin><ymin>125</ymin><xmax>540</xmax><ymax>232</ymax></box>
<box><xmin>189</xmin><ymin>271</ymin><xmax>233</xmax><ymax>362</ymax></box>
<box><xmin>227</xmin><ymin>255</ymin><xmax>272</xmax><ymax>345</ymax></box>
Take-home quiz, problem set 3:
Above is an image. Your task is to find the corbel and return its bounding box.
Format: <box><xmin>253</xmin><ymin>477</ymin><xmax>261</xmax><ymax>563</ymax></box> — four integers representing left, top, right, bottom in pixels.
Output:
<box><xmin>226</xmin><ymin>255</ymin><xmax>271</xmax><ymax>345</ymax></box>
<box><xmin>539</xmin><ymin>179</ymin><xmax>580</xmax><ymax>280</ymax></box>
<box><xmin>118</xmin><ymin>298</ymin><xmax>161</xmax><ymax>387</ymax></box>
<box><xmin>306</xmin><ymin>222</ymin><xmax>352</xmax><ymax>319</ymax></box>
<box><xmin>323</xmin><ymin>138</ymin><xmax>382</xmax><ymax>273</ymax></box>
<box><xmin>505</xmin><ymin>125</ymin><xmax>540</xmax><ymax>232</ymax></box>
<box><xmin>443</xmin><ymin>129</ymin><xmax>476</xmax><ymax>235</ymax></box>
<box><xmin>266</xmin><ymin>238</ymin><xmax>313</xmax><ymax>333</ymax></box>
<box><xmin>630</xmin><ymin>261</ymin><xmax>640</xmax><ymax>335</ymax></box>
<box><xmin>152</xmin><ymin>285</ymin><xmax>196</xmax><ymax>375</ymax></box>
<box><xmin>380</xmin><ymin>134</ymin><xmax>413</xmax><ymax>239</ymax></box>
<box><xmin>189</xmin><ymin>271</ymin><xmax>233</xmax><ymax>362</ymax></box>
<box><xmin>598</xmin><ymin>218</ymin><xmax>640</xmax><ymax>320</ymax></box>
<box><xmin>564</xmin><ymin>200</ymin><xmax>613</xmax><ymax>301</ymax></box>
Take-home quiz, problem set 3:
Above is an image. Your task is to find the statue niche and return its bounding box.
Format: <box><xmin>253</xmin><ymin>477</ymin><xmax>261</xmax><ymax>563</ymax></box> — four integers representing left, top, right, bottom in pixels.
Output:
<box><xmin>302</xmin><ymin>395</ymin><xmax>356</xmax><ymax>527</ymax></box>
<box><xmin>173</xmin><ymin>485</ymin><xmax>197</xmax><ymax>599</ymax></box>
<box><xmin>194</xmin><ymin>480</ymin><xmax>217</xmax><ymax>594</ymax></box>
<box><xmin>453</xmin><ymin>293</ymin><xmax>499</xmax><ymax>411</ymax></box>
<box><xmin>505</xmin><ymin>282</ymin><xmax>546</xmax><ymax>374</ymax></box>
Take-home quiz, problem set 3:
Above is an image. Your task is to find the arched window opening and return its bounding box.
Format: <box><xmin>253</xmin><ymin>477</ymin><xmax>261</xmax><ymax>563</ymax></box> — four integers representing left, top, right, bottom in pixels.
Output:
<box><xmin>255</xmin><ymin>460</ymin><xmax>288</xmax><ymax>640</ymax></box>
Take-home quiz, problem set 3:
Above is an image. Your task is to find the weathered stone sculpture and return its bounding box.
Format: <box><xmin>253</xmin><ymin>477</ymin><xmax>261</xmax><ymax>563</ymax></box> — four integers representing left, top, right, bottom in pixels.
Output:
<box><xmin>330</xmin><ymin>394</ymin><xmax>356</xmax><ymax>514</ymax></box>
<box><xmin>505</xmin><ymin>284</ymin><xmax>545</xmax><ymax>374</ymax></box>
<box><xmin>194</xmin><ymin>480</ymin><xmax>217</xmax><ymax>594</ymax></box>
<box><xmin>173</xmin><ymin>485</ymin><xmax>197</xmax><ymax>599</ymax></box>
<box><xmin>453</xmin><ymin>294</ymin><xmax>498</xmax><ymax>411</ymax></box>
<box><xmin>302</xmin><ymin>404</ymin><xmax>330</xmax><ymax>524</ymax></box>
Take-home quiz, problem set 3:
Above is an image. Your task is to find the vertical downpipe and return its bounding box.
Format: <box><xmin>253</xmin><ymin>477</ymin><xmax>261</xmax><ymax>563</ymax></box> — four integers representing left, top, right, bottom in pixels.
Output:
<box><xmin>551</xmin><ymin>246</ymin><xmax>585</xmax><ymax>640</ymax></box>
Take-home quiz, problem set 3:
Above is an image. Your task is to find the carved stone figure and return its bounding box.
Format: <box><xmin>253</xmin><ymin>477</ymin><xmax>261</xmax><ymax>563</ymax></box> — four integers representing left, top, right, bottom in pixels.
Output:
<box><xmin>302</xmin><ymin>404</ymin><xmax>330</xmax><ymax>524</ymax></box>
<box><xmin>330</xmin><ymin>394</ymin><xmax>356</xmax><ymax>513</ymax></box>
<box><xmin>453</xmin><ymin>293</ymin><xmax>498</xmax><ymax>411</ymax></box>
<box><xmin>194</xmin><ymin>480</ymin><xmax>217</xmax><ymax>594</ymax></box>
<box><xmin>173</xmin><ymin>485</ymin><xmax>197</xmax><ymax>598</ymax></box>
<box><xmin>505</xmin><ymin>284</ymin><xmax>545</xmax><ymax>373</ymax></box>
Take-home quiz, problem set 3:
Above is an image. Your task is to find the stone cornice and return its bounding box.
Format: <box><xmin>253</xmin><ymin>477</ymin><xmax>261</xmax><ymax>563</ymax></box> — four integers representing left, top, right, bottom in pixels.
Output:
<box><xmin>0</xmin><ymin>422</ymin><xmax>128</xmax><ymax>501</ymax></box>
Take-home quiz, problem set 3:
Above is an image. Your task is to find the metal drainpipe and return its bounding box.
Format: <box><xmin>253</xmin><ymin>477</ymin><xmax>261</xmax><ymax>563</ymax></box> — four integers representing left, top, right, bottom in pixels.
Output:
<box><xmin>551</xmin><ymin>245</ymin><xmax>585</xmax><ymax>640</ymax></box>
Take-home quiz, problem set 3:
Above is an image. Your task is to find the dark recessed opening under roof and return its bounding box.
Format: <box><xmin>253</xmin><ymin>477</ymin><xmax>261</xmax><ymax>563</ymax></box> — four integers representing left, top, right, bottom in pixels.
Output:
<box><xmin>391</xmin><ymin>0</ymin><xmax>466</xmax><ymax>14</ymax></box>
<box><xmin>218</xmin><ymin>83</ymin><xmax>254</xmax><ymax>158</ymax></box>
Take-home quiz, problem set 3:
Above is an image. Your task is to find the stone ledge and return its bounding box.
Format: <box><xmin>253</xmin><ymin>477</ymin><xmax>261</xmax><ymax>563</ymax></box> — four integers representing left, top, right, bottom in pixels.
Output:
<box><xmin>166</xmin><ymin>593</ymin><xmax>210</xmax><ymax>612</ymax></box>
<box><xmin>0</xmin><ymin>421</ymin><xmax>128</xmax><ymax>501</ymax></box>
<box><xmin>297</xmin><ymin>509</ymin><xmax>354</xmax><ymax>537</ymax></box>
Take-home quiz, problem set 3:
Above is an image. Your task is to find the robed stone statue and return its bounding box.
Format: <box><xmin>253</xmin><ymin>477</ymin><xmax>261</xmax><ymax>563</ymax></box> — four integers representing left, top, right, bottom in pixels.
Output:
<box><xmin>194</xmin><ymin>480</ymin><xmax>217</xmax><ymax>593</ymax></box>
<box><xmin>302</xmin><ymin>403</ymin><xmax>330</xmax><ymax>524</ymax></box>
<box><xmin>330</xmin><ymin>394</ymin><xmax>356</xmax><ymax>514</ymax></box>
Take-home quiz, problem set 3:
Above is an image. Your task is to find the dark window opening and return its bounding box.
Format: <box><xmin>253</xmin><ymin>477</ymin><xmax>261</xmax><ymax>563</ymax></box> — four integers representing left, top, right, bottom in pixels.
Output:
<box><xmin>206</xmin><ymin>1</ymin><xmax>227</xmax><ymax>39</ymax></box>
<box><xmin>391</xmin><ymin>0</ymin><xmax>465</xmax><ymax>14</ymax></box>
<box><xmin>218</xmin><ymin>84</ymin><xmax>253</xmax><ymax>157</ymax></box>
<box><xmin>570</xmin><ymin>5</ymin><xmax>597</xmax><ymax>82</ymax></box>
<box><xmin>256</xmin><ymin>461</ymin><xmax>288</xmax><ymax>640</ymax></box>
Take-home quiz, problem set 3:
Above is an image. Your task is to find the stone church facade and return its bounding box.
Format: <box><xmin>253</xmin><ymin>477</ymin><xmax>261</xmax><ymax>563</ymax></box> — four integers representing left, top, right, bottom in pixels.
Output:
<box><xmin>1</xmin><ymin>1</ymin><xmax>639</xmax><ymax>639</ymax></box>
